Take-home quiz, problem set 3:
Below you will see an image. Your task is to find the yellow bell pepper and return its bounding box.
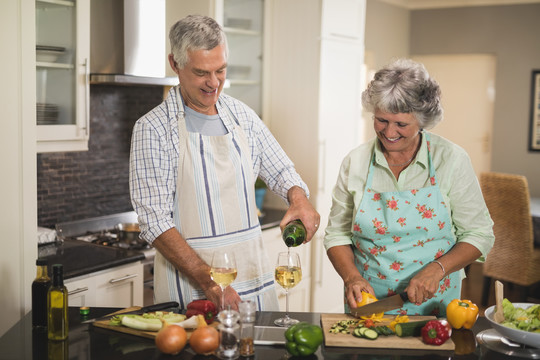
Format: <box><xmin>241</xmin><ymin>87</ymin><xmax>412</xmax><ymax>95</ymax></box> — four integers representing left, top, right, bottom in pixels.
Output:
<box><xmin>356</xmin><ymin>291</ymin><xmax>384</xmax><ymax>318</ymax></box>
<box><xmin>446</xmin><ymin>299</ymin><xmax>479</xmax><ymax>329</ymax></box>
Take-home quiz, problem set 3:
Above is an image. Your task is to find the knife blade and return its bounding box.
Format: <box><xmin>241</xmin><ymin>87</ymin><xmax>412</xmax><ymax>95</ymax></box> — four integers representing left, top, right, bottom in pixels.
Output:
<box><xmin>81</xmin><ymin>301</ymin><xmax>179</xmax><ymax>324</ymax></box>
<box><xmin>349</xmin><ymin>292</ymin><xmax>408</xmax><ymax>318</ymax></box>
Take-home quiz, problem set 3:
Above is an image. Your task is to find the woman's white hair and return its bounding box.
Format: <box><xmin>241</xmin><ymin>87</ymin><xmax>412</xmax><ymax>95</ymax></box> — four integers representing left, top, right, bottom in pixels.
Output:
<box><xmin>362</xmin><ymin>58</ymin><xmax>443</xmax><ymax>129</ymax></box>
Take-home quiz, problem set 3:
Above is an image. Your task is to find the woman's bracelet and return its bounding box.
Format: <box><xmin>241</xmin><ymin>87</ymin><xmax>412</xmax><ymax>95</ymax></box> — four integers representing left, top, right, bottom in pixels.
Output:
<box><xmin>432</xmin><ymin>260</ymin><xmax>445</xmax><ymax>277</ymax></box>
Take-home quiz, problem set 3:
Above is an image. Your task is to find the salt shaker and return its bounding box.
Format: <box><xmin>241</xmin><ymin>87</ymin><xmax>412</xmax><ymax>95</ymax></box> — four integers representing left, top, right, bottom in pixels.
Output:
<box><xmin>218</xmin><ymin>309</ymin><xmax>240</xmax><ymax>359</ymax></box>
<box><xmin>238</xmin><ymin>300</ymin><xmax>256</xmax><ymax>357</ymax></box>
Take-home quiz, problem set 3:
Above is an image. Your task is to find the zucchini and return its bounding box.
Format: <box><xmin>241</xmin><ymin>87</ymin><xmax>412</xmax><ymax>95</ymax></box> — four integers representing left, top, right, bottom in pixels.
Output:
<box><xmin>121</xmin><ymin>315</ymin><xmax>162</xmax><ymax>331</ymax></box>
<box><xmin>395</xmin><ymin>320</ymin><xmax>431</xmax><ymax>337</ymax></box>
<box><xmin>352</xmin><ymin>327</ymin><xmax>364</xmax><ymax>338</ymax></box>
<box><xmin>363</xmin><ymin>329</ymin><xmax>379</xmax><ymax>340</ymax></box>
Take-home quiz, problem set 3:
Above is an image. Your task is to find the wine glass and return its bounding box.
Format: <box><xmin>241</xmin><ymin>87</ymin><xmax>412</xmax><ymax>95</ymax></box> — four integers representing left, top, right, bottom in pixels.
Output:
<box><xmin>274</xmin><ymin>251</ymin><xmax>302</xmax><ymax>327</ymax></box>
<box><xmin>210</xmin><ymin>251</ymin><xmax>238</xmax><ymax>310</ymax></box>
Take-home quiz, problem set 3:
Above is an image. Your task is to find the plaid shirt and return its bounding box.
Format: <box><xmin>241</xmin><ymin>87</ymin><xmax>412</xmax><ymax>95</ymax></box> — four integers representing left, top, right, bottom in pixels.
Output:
<box><xmin>129</xmin><ymin>87</ymin><xmax>308</xmax><ymax>242</ymax></box>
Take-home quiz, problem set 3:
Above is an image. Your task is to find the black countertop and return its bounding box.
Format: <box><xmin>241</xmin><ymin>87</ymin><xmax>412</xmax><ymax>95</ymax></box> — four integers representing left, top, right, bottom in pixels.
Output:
<box><xmin>38</xmin><ymin>239</ymin><xmax>145</xmax><ymax>280</ymax></box>
<box><xmin>1</xmin><ymin>307</ymin><xmax>535</xmax><ymax>360</ymax></box>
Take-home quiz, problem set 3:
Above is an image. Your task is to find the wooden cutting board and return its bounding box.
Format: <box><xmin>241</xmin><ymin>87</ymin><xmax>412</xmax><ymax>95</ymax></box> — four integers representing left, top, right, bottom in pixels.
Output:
<box><xmin>91</xmin><ymin>306</ymin><xmax>210</xmax><ymax>340</ymax></box>
<box><xmin>321</xmin><ymin>313</ymin><xmax>454</xmax><ymax>351</ymax></box>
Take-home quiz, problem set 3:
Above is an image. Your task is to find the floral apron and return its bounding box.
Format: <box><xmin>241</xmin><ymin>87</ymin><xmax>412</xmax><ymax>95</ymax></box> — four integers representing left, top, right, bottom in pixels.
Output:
<box><xmin>351</xmin><ymin>135</ymin><xmax>460</xmax><ymax>316</ymax></box>
<box><xmin>153</xmin><ymin>86</ymin><xmax>279</xmax><ymax>311</ymax></box>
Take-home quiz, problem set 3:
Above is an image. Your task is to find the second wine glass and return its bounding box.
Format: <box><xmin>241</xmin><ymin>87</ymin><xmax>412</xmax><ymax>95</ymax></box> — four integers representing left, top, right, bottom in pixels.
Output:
<box><xmin>274</xmin><ymin>251</ymin><xmax>302</xmax><ymax>327</ymax></box>
<box><xmin>210</xmin><ymin>251</ymin><xmax>238</xmax><ymax>311</ymax></box>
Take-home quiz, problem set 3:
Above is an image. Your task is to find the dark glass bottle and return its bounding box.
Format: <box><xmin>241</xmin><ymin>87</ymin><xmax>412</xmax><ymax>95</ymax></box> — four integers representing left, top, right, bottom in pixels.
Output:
<box><xmin>282</xmin><ymin>220</ymin><xmax>306</xmax><ymax>247</ymax></box>
<box><xmin>47</xmin><ymin>264</ymin><xmax>68</xmax><ymax>340</ymax></box>
<box><xmin>32</xmin><ymin>258</ymin><xmax>51</xmax><ymax>330</ymax></box>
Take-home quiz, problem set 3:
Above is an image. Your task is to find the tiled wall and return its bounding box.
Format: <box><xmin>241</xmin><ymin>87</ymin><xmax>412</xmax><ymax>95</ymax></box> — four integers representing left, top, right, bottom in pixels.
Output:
<box><xmin>37</xmin><ymin>85</ymin><xmax>164</xmax><ymax>228</ymax></box>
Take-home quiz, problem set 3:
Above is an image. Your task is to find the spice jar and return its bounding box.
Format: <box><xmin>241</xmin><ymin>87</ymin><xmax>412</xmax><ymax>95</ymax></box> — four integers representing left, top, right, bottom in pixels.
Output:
<box><xmin>218</xmin><ymin>309</ymin><xmax>240</xmax><ymax>359</ymax></box>
<box><xmin>238</xmin><ymin>300</ymin><xmax>256</xmax><ymax>357</ymax></box>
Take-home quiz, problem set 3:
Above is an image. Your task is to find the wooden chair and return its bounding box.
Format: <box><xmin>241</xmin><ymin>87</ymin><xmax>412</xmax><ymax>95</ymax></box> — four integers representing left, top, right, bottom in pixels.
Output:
<box><xmin>479</xmin><ymin>172</ymin><xmax>540</xmax><ymax>305</ymax></box>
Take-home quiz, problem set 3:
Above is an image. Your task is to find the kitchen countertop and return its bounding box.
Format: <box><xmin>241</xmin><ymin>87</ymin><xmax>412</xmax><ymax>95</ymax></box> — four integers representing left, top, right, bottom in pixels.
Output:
<box><xmin>38</xmin><ymin>239</ymin><xmax>145</xmax><ymax>280</ymax></box>
<box><xmin>1</xmin><ymin>307</ymin><xmax>535</xmax><ymax>360</ymax></box>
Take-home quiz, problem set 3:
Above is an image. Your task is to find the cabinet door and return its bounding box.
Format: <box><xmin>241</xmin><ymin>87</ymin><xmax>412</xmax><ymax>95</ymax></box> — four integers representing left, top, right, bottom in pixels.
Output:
<box><xmin>321</xmin><ymin>0</ymin><xmax>365</xmax><ymax>40</ymax></box>
<box><xmin>36</xmin><ymin>0</ymin><xmax>90</xmax><ymax>152</ymax></box>
<box><xmin>66</xmin><ymin>276</ymin><xmax>94</xmax><ymax>307</ymax></box>
<box><xmin>93</xmin><ymin>262</ymin><xmax>144</xmax><ymax>308</ymax></box>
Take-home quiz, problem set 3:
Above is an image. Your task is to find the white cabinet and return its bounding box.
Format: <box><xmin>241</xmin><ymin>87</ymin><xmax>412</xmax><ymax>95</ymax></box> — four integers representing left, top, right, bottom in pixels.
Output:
<box><xmin>165</xmin><ymin>0</ymin><xmax>264</xmax><ymax>116</ymax></box>
<box><xmin>262</xmin><ymin>226</ymin><xmax>311</xmax><ymax>312</ymax></box>
<box><xmin>65</xmin><ymin>261</ymin><xmax>144</xmax><ymax>308</ymax></box>
<box><xmin>264</xmin><ymin>0</ymin><xmax>366</xmax><ymax>313</ymax></box>
<box><xmin>36</xmin><ymin>0</ymin><xmax>90</xmax><ymax>153</ymax></box>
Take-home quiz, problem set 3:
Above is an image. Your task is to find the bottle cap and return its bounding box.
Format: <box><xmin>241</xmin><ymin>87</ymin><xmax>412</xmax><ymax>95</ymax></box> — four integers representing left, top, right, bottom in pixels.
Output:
<box><xmin>239</xmin><ymin>300</ymin><xmax>256</xmax><ymax>322</ymax></box>
<box><xmin>80</xmin><ymin>307</ymin><xmax>90</xmax><ymax>316</ymax></box>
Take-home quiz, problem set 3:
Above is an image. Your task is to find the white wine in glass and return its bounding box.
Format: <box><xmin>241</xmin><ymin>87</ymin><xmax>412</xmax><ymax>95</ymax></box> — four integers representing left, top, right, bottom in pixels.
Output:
<box><xmin>210</xmin><ymin>251</ymin><xmax>237</xmax><ymax>310</ymax></box>
<box><xmin>274</xmin><ymin>251</ymin><xmax>302</xmax><ymax>327</ymax></box>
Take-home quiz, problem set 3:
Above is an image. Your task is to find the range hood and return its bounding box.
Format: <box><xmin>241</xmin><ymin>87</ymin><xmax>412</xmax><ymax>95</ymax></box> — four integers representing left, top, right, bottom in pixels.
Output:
<box><xmin>90</xmin><ymin>0</ymin><xmax>178</xmax><ymax>86</ymax></box>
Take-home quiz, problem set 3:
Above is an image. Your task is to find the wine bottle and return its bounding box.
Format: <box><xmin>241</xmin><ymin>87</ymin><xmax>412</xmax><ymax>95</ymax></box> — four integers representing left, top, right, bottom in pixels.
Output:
<box><xmin>48</xmin><ymin>264</ymin><xmax>68</xmax><ymax>340</ymax></box>
<box><xmin>32</xmin><ymin>258</ymin><xmax>51</xmax><ymax>330</ymax></box>
<box><xmin>282</xmin><ymin>220</ymin><xmax>306</xmax><ymax>247</ymax></box>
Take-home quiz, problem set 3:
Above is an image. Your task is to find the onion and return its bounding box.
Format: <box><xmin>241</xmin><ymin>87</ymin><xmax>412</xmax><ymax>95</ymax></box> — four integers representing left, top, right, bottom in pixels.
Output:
<box><xmin>155</xmin><ymin>321</ymin><xmax>187</xmax><ymax>355</ymax></box>
<box><xmin>189</xmin><ymin>325</ymin><xmax>219</xmax><ymax>355</ymax></box>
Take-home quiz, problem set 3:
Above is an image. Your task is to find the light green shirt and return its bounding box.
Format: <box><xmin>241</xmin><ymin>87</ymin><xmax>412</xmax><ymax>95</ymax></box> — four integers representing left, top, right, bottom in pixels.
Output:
<box><xmin>323</xmin><ymin>132</ymin><xmax>494</xmax><ymax>260</ymax></box>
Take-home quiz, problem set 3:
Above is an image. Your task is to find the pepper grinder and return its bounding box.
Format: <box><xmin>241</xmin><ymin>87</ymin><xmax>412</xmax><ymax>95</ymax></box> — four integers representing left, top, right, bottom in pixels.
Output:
<box><xmin>238</xmin><ymin>300</ymin><xmax>256</xmax><ymax>357</ymax></box>
<box><xmin>217</xmin><ymin>309</ymin><xmax>240</xmax><ymax>359</ymax></box>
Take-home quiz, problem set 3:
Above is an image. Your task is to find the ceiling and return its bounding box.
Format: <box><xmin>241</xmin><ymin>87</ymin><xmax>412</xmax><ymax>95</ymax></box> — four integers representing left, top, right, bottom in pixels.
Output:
<box><xmin>378</xmin><ymin>0</ymin><xmax>540</xmax><ymax>9</ymax></box>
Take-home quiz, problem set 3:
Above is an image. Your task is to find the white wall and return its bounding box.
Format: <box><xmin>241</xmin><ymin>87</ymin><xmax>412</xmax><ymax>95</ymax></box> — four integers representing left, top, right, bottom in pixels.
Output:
<box><xmin>0</xmin><ymin>0</ymin><xmax>38</xmax><ymax>336</ymax></box>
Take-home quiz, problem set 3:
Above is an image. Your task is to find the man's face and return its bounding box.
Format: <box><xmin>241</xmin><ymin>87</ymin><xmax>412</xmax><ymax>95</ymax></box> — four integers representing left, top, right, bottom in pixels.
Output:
<box><xmin>170</xmin><ymin>44</ymin><xmax>227</xmax><ymax>115</ymax></box>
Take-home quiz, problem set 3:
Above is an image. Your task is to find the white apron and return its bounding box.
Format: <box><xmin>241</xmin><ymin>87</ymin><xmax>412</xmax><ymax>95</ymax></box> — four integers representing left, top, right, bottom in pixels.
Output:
<box><xmin>154</xmin><ymin>87</ymin><xmax>279</xmax><ymax>311</ymax></box>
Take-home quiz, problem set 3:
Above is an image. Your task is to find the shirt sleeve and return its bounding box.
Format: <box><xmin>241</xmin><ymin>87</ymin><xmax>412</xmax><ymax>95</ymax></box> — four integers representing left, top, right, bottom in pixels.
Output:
<box><xmin>129</xmin><ymin>110</ymin><xmax>177</xmax><ymax>243</ymax></box>
<box><xmin>443</xmin><ymin>148</ymin><xmax>495</xmax><ymax>261</ymax></box>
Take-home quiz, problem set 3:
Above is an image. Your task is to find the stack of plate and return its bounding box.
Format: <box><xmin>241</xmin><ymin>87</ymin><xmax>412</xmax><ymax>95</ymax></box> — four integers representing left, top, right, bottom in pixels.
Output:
<box><xmin>37</xmin><ymin>103</ymin><xmax>59</xmax><ymax>125</ymax></box>
<box><xmin>36</xmin><ymin>45</ymin><xmax>66</xmax><ymax>63</ymax></box>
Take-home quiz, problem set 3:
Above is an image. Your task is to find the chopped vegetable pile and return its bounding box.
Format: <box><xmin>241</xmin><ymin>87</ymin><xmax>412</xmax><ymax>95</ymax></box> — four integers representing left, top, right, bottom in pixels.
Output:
<box><xmin>500</xmin><ymin>299</ymin><xmax>540</xmax><ymax>333</ymax></box>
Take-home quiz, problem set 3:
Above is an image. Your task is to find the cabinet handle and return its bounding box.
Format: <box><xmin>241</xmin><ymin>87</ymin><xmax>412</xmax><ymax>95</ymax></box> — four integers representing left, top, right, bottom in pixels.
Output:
<box><xmin>68</xmin><ymin>287</ymin><xmax>89</xmax><ymax>296</ymax></box>
<box><xmin>109</xmin><ymin>274</ymin><xmax>138</xmax><ymax>284</ymax></box>
<box><xmin>82</xmin><ymin>57</ymin><xmax>90</xmax><ymax>137</ymax></box>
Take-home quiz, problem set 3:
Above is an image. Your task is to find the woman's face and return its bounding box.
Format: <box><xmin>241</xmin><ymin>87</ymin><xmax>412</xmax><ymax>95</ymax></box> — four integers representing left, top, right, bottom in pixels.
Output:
<box><xmin>373</xmin><ymin>110</ymin><xmax>421</xmax><ymax>154</ymax></box>
<box><xmin>170</xmin><ymin>44</ymin><xmax>227</xmax><ymax>115</ymax></box>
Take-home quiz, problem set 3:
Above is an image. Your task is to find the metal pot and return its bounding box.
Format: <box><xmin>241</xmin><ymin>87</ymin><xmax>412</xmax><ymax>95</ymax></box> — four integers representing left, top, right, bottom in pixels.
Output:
<box><xmin>115</xmin><ymin>223</ymin><xmax>143</xmax><ymax>246</ymax></box>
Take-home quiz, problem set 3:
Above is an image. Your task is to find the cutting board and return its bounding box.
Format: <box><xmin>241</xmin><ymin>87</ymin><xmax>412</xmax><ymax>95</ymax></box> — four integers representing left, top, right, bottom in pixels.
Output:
<box><xmin>91</xmin><ymin>306</ymin><xmax>210</xmax><ymax>340</ymax></box>
<box><xmin>321</xmin><ymin>313</ymin><xmax>454</xmax><ymax>351</ymax></box>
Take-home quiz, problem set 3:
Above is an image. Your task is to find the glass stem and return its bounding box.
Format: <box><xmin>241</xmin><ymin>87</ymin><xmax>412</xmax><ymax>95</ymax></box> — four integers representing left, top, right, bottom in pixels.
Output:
<box><xmin>285</xmin><ymin>289</ymin><xmax>290</xmax><ymax>318</ymax></box>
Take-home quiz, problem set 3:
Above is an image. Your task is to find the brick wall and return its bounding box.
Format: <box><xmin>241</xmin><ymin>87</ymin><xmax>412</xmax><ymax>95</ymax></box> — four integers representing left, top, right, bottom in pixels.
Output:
<box><xmin>37</xmin><ymin>85</ymin><xmax>164</xmax><ymax>228</ymax></box>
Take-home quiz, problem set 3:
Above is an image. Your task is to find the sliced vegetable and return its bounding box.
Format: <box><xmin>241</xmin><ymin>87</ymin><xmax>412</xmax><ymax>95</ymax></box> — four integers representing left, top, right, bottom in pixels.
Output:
<box><xmin>389</xmin><ymin>315</ymin><xmax>409</xmax><ymax>332</ymax></box>
<box><xmin>121</xmin><ymin>315</ymin><xmax>163</xmax><ymax>331</ymax></box>
<box><xmin>395</xmin><ymin>320</ymin><xmax>431</xmax><ymax>337</ymax></box>
<box><xmin>363</xmin><ymin>329</ymin><xmax>379</xmax><ymax>340</ymax></box>
<box><xmin>356</xmin><ymin>291</ymin><xmax>384</xmax><ymax>318</ymax></box>
<box><xmin>446</xmin><ymin>299</ymin><xmax>479</xmax><ymax>329</ymax></box>
<box><xmin>351</xmin><ymin>326</ymin><xmax>378</xmax><ymax>340</ymax></box>
<box><xmin>421</xmin><ymin>320</ymin><xmax>452</xmax><ymax>346</ymax></box>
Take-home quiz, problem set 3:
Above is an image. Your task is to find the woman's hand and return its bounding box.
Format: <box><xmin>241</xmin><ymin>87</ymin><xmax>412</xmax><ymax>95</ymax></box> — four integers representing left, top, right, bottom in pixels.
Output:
<box><xmin>405</xmin><ymin>262</ymin><xmax>445</xmax><ymax>305</ymax></box>
<box><xmin>345</xmin><ymin>276</ymin><xmax>375</xmax><ymax>309</ymax></box>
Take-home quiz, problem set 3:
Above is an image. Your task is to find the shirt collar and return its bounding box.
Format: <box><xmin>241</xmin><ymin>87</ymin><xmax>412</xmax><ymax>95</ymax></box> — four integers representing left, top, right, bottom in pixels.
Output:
<box><xmin>373</xmin><ymin>131</ymin><xmax>428</xmax><ymax>169</ymax></box>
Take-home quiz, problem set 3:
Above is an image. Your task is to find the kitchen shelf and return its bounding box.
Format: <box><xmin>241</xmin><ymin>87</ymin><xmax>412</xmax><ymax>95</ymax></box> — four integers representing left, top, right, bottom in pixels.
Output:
<box><xmin>36</xmin><ymin>0</ymin><xmax>74</xmax><ymax>8</ymax></box>
<box><xmin>36</xmin><ymin>62</ymin><xmax>74</xmax><ymax>69</ymax></box>
<box><xmin>223</xmin><ymin>27</ymin><xmax>260</xmax><ymax>36</ymax></box>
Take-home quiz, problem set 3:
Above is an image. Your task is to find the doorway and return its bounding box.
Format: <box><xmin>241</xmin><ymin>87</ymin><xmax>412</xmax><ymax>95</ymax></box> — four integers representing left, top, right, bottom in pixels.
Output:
<box><xmin>411</xmin><ymin>54</ymin><xmax>496</xmax><ymax>175</ymax></box>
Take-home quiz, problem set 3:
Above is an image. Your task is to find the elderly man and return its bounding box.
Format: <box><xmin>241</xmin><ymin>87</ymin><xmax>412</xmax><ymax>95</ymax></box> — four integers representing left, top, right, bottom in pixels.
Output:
<box><xmin>129</xmin><ymin>15</ymin><xmax>319</xmax><ymax>311</ymax></box>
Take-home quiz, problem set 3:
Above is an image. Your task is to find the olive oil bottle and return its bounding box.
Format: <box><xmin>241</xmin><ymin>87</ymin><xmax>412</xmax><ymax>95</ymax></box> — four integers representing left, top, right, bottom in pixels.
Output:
<box><xmin>282</xmin><ymin>220</ymin><xmax>306</xmax><ymax>247</ymax></box>
<box><xmin>32</xmin><ymin>258</ymin><xmax>51</xmax><ymax>330</ymax></box>
<box><xmin>47</xmin><ymin>264</ymin><xmax>68</xmax><ymax>340</ymax></box>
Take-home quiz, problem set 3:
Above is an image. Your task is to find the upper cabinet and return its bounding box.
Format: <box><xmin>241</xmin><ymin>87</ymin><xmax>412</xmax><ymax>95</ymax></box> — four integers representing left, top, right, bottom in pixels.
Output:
<box><xmin>166</xmin><ymin>0</ymin><xmax>264</xmax><ymax>117</ymax></box>
<box><xmin>36</xmin><ymin>0</ymin><xmax>90</xmax><ymax>153</ymax></box>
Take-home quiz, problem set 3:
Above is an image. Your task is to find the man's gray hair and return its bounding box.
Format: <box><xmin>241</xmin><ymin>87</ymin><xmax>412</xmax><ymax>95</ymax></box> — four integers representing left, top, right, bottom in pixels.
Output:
<box><xmin>169</xmin><ymin>15</ymin><xmax>228</xmax><ymax>69</ymax></box>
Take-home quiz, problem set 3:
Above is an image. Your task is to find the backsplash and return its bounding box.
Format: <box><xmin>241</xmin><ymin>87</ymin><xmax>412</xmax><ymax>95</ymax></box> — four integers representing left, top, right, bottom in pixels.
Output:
<box><xmin>37</xmin><ymin>85</ymin><xmax>164</xmax><ymax>228</ymax></box>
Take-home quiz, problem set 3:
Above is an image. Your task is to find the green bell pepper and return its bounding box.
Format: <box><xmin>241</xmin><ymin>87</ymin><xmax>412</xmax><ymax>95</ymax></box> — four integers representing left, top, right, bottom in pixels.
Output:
<box><xmin>284</xmin><ymin>322</ymin><xmax>323</xmax><ymax>356</ymax></box>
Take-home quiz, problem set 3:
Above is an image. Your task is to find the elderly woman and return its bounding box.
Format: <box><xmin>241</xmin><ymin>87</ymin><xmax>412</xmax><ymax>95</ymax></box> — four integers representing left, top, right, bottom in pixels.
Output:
<box><xmin>324</xmin><ymin>59</ymin><xmax>494</xmax><ymax>316</ymax></box>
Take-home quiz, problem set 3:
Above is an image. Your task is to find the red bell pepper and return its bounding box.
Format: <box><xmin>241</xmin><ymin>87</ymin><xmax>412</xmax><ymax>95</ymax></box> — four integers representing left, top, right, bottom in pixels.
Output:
<box><xmin>421</xmin><ymin>320</ymin><xmax>452</xmax><ymax>346</ymax></box>
<box><xmin>185</xmin><ymin>299</ymin><xmax>217</xmax><ymax>324</ymax></box>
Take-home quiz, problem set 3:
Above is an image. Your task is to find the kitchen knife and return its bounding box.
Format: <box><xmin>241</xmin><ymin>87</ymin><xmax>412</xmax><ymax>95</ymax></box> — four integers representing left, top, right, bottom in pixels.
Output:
<box><xmin>349</xmin><ymin>292</ymin><xmax>408</xmax><ymax>318</ymax></box>
<box><xmin>81</xmin><ymin>301</ymin><xmax>179</xmax><ymax>324</ymax></box>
